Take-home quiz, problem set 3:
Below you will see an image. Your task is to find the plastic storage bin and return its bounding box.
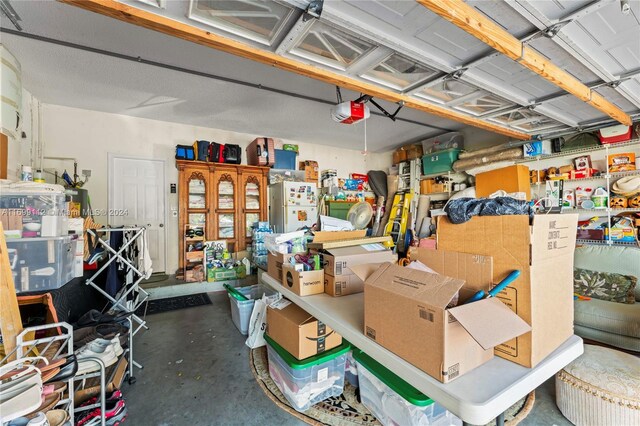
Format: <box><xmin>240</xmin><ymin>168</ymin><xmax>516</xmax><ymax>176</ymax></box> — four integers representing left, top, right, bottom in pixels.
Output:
<box><xmin>345</xmin><ymin>349</ymin><xmax>359</xmax><ymax>388</ymax></box>
<box><xmin>6</xmin><ymin>236</ymin><xmax>76</xmax><ymax>293</ymax></box>
<box><xmin>422</xmin><ymin>149</ymin><xmax>460</xmax><ymax>175</ymax></box>
<box><xmin>354</xmin><ymin>350</ymin><xmax>462</xmax><ymax>426</ymax></box>
<box><xmin>327</xmin><ymin>201</ymin><xmax>357</xmax><ymax>220</ymax></box>
<box><xmin>0</xmin><ymin>183</ymin><xmax>68</xmax><ymax>238</ymax></box>
<box><xmin>226</xmin><ymin>284</ymin><xmax>278</xmax><ymax>335</ymax></box>
<box><xmin>273</xmin><ymin>149</ymin><xmax>297</xmax><ymax>170</ymax></box>
<box><xmin>265</xmin><ymin>334</ymin><xmax>349</xmax><ymax>412</ymax></box>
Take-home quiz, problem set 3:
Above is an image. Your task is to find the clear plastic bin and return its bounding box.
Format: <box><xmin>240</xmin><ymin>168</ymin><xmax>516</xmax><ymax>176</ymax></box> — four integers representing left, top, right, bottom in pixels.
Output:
<box><xmin>354</xmin><ymin>350</ymin><xmax>462</xmax><ymax>426</ymax></box>
<box><xmin>265</xmin><ymin>334</ymin><xmax>349</xmax><ymax>412</ymax></box>
<box><xmin>226</xmin><ymin>284</ymin><xmax>278</xmax><ymax>335</ymax></box>
<box><xmin>345</xmin><ymin>349</ymin><xmax>359</xmax><ymax>388</ymax></box>
<box><xmin>0</xmin><ymin>188</ymin><xmax>68</xmax><ymax>237</ymax></box>
<box><xmin>6</xmin><ymin>236</ymin><xmax>77</xmax><ymax>293</ymax></box>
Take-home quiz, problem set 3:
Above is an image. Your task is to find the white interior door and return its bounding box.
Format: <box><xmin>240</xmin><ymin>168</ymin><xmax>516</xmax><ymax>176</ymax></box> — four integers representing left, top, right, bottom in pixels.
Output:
<box><xmin>108</xmin><ymin>155</ymin><xmax>166</xmax><ymax>273</ymax></box>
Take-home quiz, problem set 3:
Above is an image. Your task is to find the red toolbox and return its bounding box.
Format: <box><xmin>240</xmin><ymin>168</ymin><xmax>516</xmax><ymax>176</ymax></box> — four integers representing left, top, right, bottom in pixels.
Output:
<box><xmin>246</xmin><ymin>137</ymin><xmax>275</xmax><ymax>166</ymax></box>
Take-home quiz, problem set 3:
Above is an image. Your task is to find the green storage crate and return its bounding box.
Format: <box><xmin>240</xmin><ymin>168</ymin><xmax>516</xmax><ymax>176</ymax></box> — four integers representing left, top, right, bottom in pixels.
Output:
<box><xmin>327</xmin><ymin>201</ymin><xmax>357</xmax><ymax>220</ymax></box>
<box><xmin>422</xmin><ymin>148</ymin><xmax>460</xmax><ymax>175</ymax></box>
<box><xmin>353</xmin><ymin>349</ymin><xmax>432</xmax><ymax>407</ymax></box>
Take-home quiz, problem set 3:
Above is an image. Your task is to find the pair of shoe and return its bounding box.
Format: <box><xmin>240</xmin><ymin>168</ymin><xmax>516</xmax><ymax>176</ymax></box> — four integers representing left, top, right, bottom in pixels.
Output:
<box><xmin>75</xmin><ymin>309</ymin><xmax>133</xmax><ymax>329</ymax></box>
<box><xmin>76</xmin><ymin>390</ymin><xmax>127</xmax><ymax>426</ymax></box>
<box><xmin>75</xmin><ymin>337</ymin><xmax>123</xmax><ymax>376</ymax></box>
<box><xmin>74</xmin><ymin>323</ymin><xmax>129</xmax><ymax>351</ymax></box>
<box><xmin>6</xmin><ymin>409</ymin><xmax>69</xmax><ymax>426</ymax></box>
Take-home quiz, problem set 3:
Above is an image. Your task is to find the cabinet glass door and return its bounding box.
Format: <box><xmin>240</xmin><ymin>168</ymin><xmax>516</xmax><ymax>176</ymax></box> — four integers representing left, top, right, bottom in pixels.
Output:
<box><xmin>188</xmin><ymin>178</ymin><xmax>206</xmax><ymax>209</ymax></box>
<box><xmin>216</xmin><ymin>174</ymin><xmax>236</xmax><ymax>240</ymax></box>
<box><xmin>242</xmin><ymin>176</ymin><xmax>262</xmax><ymax>248</ymax></box>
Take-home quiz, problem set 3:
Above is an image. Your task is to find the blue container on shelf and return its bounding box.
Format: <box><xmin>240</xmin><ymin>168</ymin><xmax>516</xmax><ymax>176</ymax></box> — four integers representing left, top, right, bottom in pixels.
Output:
<box><xmin>274</xmin><ymin>149</ymin><xmax>297</xmax><ymax>170</ymax></box>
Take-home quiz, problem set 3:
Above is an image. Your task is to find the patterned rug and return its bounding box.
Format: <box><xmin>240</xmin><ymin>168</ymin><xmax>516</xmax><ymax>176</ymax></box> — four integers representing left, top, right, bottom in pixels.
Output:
<box><xmin>250</xmin><ymin>346</ymin><xmax>535</xmax><ymax>426</ymax></box>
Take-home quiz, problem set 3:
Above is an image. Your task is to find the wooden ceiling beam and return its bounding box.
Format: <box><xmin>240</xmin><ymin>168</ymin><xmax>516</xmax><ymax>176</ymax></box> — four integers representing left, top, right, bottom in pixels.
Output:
<box><xmin>417</xmin><ymin>0</ymin><xmax>632</xmax><ymax>126</ymax></box>
<box><xmin>57</xmin><ymin>0</ymin><xmax>530</xmax><ymax>140</ymax></box>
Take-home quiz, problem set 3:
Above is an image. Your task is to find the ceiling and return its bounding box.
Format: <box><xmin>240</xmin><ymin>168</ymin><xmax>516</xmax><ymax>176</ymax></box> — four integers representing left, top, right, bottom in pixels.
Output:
<box><xmin>1</xmin><ymin>0</ymin><xmax>639</xmax><ymax>151</ymax></box>
<box><xmin>0</xmin><ymin>1</ymin><xmax>467</xmax><ymax>153</ymax></box>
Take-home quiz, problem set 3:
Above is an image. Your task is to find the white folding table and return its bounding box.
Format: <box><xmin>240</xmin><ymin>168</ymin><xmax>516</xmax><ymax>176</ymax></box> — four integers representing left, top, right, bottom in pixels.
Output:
<box><xmin>262</xmin><ymin>273</ymin><xmax>583</xmax><ymax>426</ymax></box>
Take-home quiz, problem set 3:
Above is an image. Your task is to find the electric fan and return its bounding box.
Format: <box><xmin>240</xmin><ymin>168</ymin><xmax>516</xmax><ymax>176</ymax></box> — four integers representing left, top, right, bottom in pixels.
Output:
<box><xmin>346</xmin><ymin>202</ymin><xmax>374</xmax><ymax>230</ymax></box>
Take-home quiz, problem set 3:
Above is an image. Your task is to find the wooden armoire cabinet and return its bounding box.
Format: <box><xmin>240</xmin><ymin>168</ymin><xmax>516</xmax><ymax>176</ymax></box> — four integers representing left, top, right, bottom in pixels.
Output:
<box><xmin>176</xmin><ymin>160</ymin><xmax>269</xmax><ymax>274</ymax></box>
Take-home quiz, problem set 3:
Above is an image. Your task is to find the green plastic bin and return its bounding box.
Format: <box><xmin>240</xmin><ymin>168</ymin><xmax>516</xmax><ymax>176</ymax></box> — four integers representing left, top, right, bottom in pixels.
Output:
<box><xmin>422</xmin><ymin>148</ymin><xmax>460</xmax><ymax>175</ymax></box>
<box><xmin>327</xmin><ymin>201</ymin><xmax>357</xmax><ymax>220</ymax></box>
<box><xmin>264</xmin><ymin>334</ymin><xmax>350</xmax><ymax>412</ymax></box>
<box><xmin>353</xmin><ymin>350</ymin><xmax>461</xmax><ymax>425</ymax></box>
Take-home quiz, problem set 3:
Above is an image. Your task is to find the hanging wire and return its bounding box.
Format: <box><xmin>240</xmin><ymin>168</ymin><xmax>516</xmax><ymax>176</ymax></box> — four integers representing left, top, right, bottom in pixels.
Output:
<box><xmin>362</xmin><ymin>116</ymin><xmax>368</xmax><ymax>156</ymax></box>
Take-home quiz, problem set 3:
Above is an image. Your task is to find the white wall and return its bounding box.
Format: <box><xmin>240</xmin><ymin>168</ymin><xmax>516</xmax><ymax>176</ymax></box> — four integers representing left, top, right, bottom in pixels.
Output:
<box><xmin>37</xmin><ymin>104</ymin><xmax>392</xmax><ymax>274</ymax></box>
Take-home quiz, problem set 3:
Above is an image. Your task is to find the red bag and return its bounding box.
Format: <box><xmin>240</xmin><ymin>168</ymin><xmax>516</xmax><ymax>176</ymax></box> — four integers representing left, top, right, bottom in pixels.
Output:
<box><xmin>209</xmin><ymin>142</ymin><xmax>225</xmax><ymax>163</ymax></box>
<box><xmin>246</xmin><ymin>138</ymin><xmax>275</xmax><ymax>166</ymax></box>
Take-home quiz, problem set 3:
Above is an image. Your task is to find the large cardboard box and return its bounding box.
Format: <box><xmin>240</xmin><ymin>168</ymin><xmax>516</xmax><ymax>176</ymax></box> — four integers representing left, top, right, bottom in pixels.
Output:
<box><xmin>354</xmin><ymin>261</ymin><xmax>530</xmax><ymax>383</ymax></box>
<box><xmin>323</xmin><ymin>245</ymin><xmax>397</xmax><ymax>276</ymax></box>
<box><xmin>282</xmin><ymin>263</ymin><xmax>324</xmax><ymax>296</ymax></box>
<box><xmin>437</xmin><ymin>214</ymin><xmax>579</xmax><ymax>367</ymax></box>
<box><xmin>475</xmin><ymin>165</ymin><xmax>531</xmax><ymax>200</ymax></box>
<box><xmin>267</xmin><ymin>252</ymin><xmax>295</xmax><ymax>281</ymax></box>
<box><xmin>267</xmin><ymin>300</ymin><xmax>342</xmax><ymax>359</ymax></box>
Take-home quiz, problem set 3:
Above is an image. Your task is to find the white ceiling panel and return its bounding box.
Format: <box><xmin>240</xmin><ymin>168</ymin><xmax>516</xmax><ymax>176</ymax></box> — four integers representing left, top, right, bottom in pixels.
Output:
<box><xmin>594</xmin><ymin>85</ymin><xmax>639</xmax><ymax>112</ymax></box>
<box><xmin>527</xmin><ymin>37</ymin><xmax>600</xmax><ymax>83</ymax></box>
<box><xmin>556</xmin><ymin>1</ymin><xmax>640</xmax><ymax>77</ymax></box>
<box><xmin>472</xmin><ymin>55</ymin><xmax>560</xmax><ymax>101</ymax></box>
<box><xmin>468</xmin><ymin>0</ymin><xmax>534</xmax><ymax>37</ymax></box>
<box><xmin>523</xmin><ymin>0</ymin><xmax>596</xmax><ymax>22</ymax></box>
<box><xmin>542</xmin><ymin>95</ymin><xmax>608</xmax><ymax>125</ymax></box>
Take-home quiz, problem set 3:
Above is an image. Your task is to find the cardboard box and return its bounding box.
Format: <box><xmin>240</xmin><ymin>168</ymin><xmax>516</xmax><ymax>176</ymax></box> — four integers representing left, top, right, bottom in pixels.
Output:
<box><xmin>267</xmin><ymin>300</ymin><xmax>342</xmax><ymax>359</ymax></box>
<box><xmin>324</xmin><ymin>273</ymin><xmax>366</xmax><ymax>297</ymax></box>
<box><xmin>354</xmin><ymin>261</ymin><xmax>530</xmax><ymax>383</ymax></box>
<box><xmin>323</xmin><ymin>245</ymin><xmax>397</xmax><ymax>276</ymax></box>
<box><xmin>409</xmin><ymin>249</ymin><xmax>493</xmax><ymax>300</ymax></box>
<box><xmin>282</xmin><ymin>263</ymin><xmax>324</xmax><ymax>296</ymax></box>
<box><xmin>267</xmin><ymin>252</ymin><xmax>295</xmax><ymax>281</ymax></box>
<box><xmin>0</xmin><ymin>209</ymin><xmax>23</xmax><ymax>231</ymax></box>
<box><xmin>437</xmin><ymin>214</ymin><xmax>578</xmax><ymax>367</ymax></box>
<box><xmin>299</xmin><ymin>160</ymin><xmax>319</xmax><ymax>183</ymax></box>
<box><xmin>475</xmin><ymin>165</ymin><xmax>531</xmax><ymax>200</ymax></box>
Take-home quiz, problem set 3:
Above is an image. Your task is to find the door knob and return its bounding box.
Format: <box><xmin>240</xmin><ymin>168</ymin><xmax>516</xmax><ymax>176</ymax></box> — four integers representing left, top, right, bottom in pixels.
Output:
<box><xmin>159</xmin><ymin>224</ymin><xmax>164</xmax><ymax>228</ymax></box>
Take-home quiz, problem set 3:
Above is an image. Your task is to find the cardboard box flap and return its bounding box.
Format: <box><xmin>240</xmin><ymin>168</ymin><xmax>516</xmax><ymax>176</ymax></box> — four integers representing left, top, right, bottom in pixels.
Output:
<box><xmin>362</xmin><ymin>263</ymin><xmax>466</xmax><ymax>309</ymax></box>
<box><xmin>278</xmin><ymin>302</ymin><xmax>315</xmax><ymax>326</ymax></box>
<box><xmin>448</xmin><ymin>298</ymin><xmax>532</xmax><ymax>350</ymax></box>
<box><xmin>409</xmin><ymin>249</ymin><xmax>493</xmax><ymax>292</ymax></box>
<box><xmin>350</xmin><ymin>262</ymin><xmax>393</xmax><ymax>283</ymax></box>
<box><xmin>313</xmin><ymin>230</ymin><xmax>367</xmax><ymax>243</ymax></box>
<box><xmin>325</xmin><ymin>245</ymin><xmax>388</xmax><ymax>256</ymax></box>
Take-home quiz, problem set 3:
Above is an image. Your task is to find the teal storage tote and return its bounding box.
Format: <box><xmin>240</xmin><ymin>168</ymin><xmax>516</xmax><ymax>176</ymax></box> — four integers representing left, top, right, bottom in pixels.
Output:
<box><xmin>264</xmin><ymin>334</ymin><xmax>350</xmax><ymax>412</ymax></box>
<box><xmin>353</xmin><ymin>350</ymin><xmax>462</xmax><ymax>426</ymax></box>
<box><xmin>422</xmin><ymin>148</ymin><xmax>460</xmax><ymax>175</ymax></box>
<box><xmin>274</xmin><ymin>149</ymin><xmax>297</xmax><ymax>170</ymax></box>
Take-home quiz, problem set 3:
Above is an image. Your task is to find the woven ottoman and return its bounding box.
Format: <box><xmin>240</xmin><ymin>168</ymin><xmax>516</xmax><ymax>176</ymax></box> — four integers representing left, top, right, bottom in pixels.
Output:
<box><xmin>556</xmin><ymin>345</ymin><xmax>640</xmax><ymax>425</ymax></box>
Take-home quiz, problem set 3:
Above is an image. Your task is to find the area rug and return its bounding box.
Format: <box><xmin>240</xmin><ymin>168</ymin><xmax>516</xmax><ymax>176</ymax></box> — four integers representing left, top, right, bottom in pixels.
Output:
<box><xmin>135</xmin><ymin>293</ymin><xmax>212</xmax><ymax>315</ymax></box>
<box><xmin>250</xmin><ymin>346</ymin><xmax>535</xmax><ymax>426</ymax></box>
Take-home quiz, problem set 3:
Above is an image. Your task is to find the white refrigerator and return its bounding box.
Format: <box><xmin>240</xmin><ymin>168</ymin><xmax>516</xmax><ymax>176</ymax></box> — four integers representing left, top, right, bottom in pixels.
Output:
<box><xmin>269</xmin><ymin>182</ymin><xmax>318</xmax><ymax>233</ymax></box>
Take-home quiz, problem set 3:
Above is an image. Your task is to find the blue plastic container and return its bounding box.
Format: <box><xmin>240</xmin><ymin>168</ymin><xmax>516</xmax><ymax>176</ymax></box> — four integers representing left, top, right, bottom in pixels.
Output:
<box><xmin>274</xmin><ymin>149</ymin><xmax>297</xmax><ymax>170</ymax></box>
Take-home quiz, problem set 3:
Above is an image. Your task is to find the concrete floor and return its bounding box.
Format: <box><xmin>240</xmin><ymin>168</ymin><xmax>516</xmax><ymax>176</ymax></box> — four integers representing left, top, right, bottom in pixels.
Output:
<box><xmin>123</xmin><ymin>292</ymin><xmax>572</xmax><ymax>426</ymax></box>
